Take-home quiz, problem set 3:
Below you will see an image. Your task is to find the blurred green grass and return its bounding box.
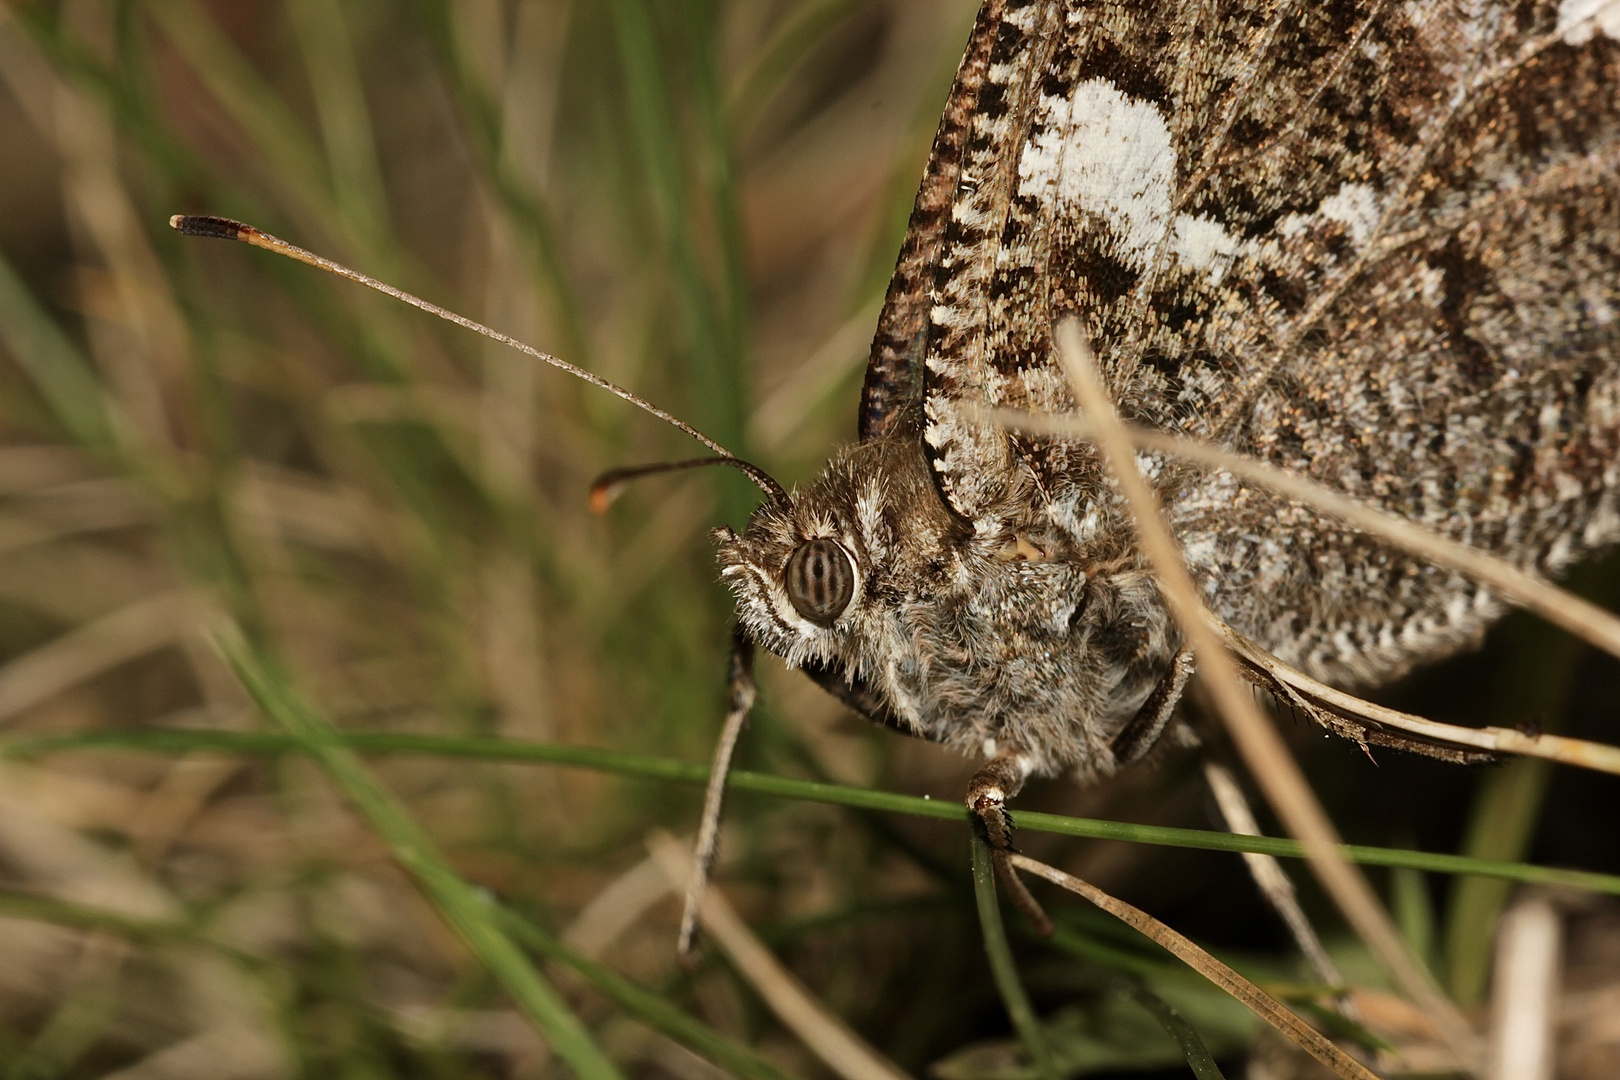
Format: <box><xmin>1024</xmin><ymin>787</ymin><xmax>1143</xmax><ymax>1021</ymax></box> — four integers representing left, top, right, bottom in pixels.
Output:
<box><xmin>0</xmin><ymin>2</ymin><xmax>1618</xmax><ymax>1078</ymax></box>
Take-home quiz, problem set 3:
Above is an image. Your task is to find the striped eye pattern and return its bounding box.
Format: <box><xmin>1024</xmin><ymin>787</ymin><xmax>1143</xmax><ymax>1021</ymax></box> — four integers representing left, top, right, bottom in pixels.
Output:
<box><xmin>784</xmin><ymin>538</ymin><xmax>855</xmax><ymax>626</ymax></box>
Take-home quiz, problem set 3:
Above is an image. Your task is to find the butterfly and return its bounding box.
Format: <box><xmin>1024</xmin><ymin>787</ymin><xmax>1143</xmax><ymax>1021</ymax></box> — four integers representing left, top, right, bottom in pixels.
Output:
<box><xmin>713</xmin><ymin>0</ymin><xmax>1620</xmax><ymax>903</ymax></box>
<box><xmin>174</xmin><ymin>0</ymin><xmax>1620</xmax><ymax>955</ymax></box>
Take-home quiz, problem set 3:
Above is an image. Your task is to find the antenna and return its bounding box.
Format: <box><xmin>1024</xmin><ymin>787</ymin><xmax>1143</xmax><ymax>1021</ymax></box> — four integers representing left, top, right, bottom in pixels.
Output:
<box><xmin>169</xmin><ymin>215</ymin><xmax>790</xmax><ymax>508</ymax></box>
<box><xmin>588</xmin><ymin>457</ymin><xmax>785</xmax><ymax>513</ymax></box>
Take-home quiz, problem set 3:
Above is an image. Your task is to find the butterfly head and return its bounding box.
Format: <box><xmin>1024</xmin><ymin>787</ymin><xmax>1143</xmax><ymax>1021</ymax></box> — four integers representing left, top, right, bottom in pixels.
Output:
<box><xmin>713</xmin><ymin>438</ymin><xmax>949</xmax><ymax>678</ymax></box>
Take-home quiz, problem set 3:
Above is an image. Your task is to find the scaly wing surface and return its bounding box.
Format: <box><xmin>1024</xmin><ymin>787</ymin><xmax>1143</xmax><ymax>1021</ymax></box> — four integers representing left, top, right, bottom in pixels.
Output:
<box><xmin>884</xmin><ymin>0</ymin><xmax>1619</xmax><ymax>682</ymax></box>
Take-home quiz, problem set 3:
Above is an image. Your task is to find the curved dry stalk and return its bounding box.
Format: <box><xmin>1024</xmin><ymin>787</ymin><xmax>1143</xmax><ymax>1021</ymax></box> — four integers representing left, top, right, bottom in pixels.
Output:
<box><xmin>0</xmin><ymin>591</ymin><xmax>203</xmax><ymax>726</ymax></box>
<box><xmin>1009</xmin><ymin>854</ymin><xmax>1379</xmax><ymax>1080</ymax></box>
<box><xmin>562</xmin><ymin>852</ymin><xmax>674</xmax><ymax>959</ymax></box>
<box><xmin>647</xmin><ymin>831</ymin><xmax>915</xmax><ymax>1080</ymax></box>
<box><xmin>1224</xmin><ymin>634</ymin><xmax>1620</xmax><ymax>777</ymax></box>
<box><xmin>1051</xmin><ymin>320</ymin><xmax>1482</xmax><ymax>1071</ymax></box>
<box><xmin>1225</xmin><ymin>632</ymin><xmax>1620</xmax><ymax>776</ymax></box>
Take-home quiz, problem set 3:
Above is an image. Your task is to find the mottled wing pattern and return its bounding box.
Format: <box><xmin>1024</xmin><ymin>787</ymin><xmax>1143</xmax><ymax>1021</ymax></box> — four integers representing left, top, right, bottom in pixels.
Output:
<box><xmin>909</xmin><ymin>0</ymin><xmax>1620</xmax><ymax>682</ymax></box>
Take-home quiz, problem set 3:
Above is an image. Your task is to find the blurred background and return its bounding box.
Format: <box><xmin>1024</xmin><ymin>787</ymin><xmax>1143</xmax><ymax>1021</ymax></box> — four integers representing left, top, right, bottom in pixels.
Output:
<box><xmin>0</xmin><ymin>1</ymin><xmax>1617</xmax><ymax>1077</ymax></box>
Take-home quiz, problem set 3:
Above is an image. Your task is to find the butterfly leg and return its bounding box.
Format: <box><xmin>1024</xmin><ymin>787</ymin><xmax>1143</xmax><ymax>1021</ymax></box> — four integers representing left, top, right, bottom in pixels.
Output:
<box><xmin>966</xmin><ymin>751</ymin><xmax>1054</xmax><ymax>936</ymax></box>
<box><xmin>1110</xmin><ymin>647</ymin><xmax>1195</xmax><ymax>767</ymax></box>
<box><xmin>678</xmin><ymin>629</ymin><xmax>756</xmax><ymax>960</ymax></box>
<box><xmin>966</xmin><ymin>751</ymin><xmax>1029</xmax><ymax>849</ymax></box>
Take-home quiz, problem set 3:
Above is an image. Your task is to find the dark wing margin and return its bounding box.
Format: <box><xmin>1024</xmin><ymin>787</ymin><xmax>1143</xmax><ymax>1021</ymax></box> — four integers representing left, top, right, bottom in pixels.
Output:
<box><xmin>858</xmin><ymin>0</ymin><xmax>1006</xmax><ymax>443</ymax></box>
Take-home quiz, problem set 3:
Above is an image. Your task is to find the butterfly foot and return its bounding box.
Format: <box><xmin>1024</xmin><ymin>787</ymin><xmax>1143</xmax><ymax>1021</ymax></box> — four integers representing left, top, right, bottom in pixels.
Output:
<box><xmin>965</xmin><ymin>757</ymin><xmax>1053</xmax><ymax>937</ymax></box>
<box><xmin>968</xmin><ymin>788</ymin><xmax>1019</xmax><ymax>852</ymax></box>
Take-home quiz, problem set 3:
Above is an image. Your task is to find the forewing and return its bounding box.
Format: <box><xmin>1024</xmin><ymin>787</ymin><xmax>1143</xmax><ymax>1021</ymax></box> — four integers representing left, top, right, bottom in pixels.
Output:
<box><xmin>916</xmin><ymin>0</ymin><xmax>1620</xmax><ymax>542</ymax></box>
<box><xmin>860</xmin><ymin>0</ymin><xmax>1006</xmax><ymax>442</ymax></box>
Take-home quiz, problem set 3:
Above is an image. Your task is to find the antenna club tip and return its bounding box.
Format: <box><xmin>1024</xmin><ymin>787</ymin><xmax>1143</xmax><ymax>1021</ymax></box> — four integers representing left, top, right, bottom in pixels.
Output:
<box><xmin>170</xmin><ymin>214</ymin><xmax>258</xmax><ymax>242</ymax></box>
<box><xmin>588</xmin><ymin>480</ymin><xmax>621</xmax><ymax>515</ymax></box>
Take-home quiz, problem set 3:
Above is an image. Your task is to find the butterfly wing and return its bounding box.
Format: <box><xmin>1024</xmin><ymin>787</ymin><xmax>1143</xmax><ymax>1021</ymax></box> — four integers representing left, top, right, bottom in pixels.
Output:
<box><xmin>859</xmin><ymin>0</ymin><xmax>1009</xmax><ymax>442</ymax></box>
<box><xmin>897</xmin><ymin>0</ymin><xmax>1619</xmax><ymax>680</ymax></box>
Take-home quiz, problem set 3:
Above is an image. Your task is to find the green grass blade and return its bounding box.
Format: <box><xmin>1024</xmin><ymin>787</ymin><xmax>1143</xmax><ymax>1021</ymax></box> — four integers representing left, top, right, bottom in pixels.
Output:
<box><xmin>499</xmin><ymin>911</ymin><xmax>802</xmax><ymax>1080</ymax></box>
<box><xmin>1125</xmin><ymin>985</ymin><xmax>1227</xmax><ymax>1080</ymax></box>
<box><xmin>970</xmin><ymin>835</ymin><xmax>1058</xmax><ymax>1080</ymax></box>
<box><xmin>679</xmin><ymin>0</ymin><xmax>749</xmax><ymax>382</ymax></box>
<box><xmin>0</xmin><ymin>249</ymin><xmax>115</xmax><ymax>449</ymax></box>
<box><xmin>217</xmin><ymin>634</ymin><xmax>624</xmax><ymax>1080</ymax></box>
<box><xmin>1442</xmin><ymin>755</ymin><xmax>1554</xmax><ymax>1007</ymax></box>
<box><xmin>147</xmin><ymin>0</ymin><xmax>343</xmax><ymax>237</ymax></box>
<box><xmin>4</xmin><ymin>972</ymin><xmax>120</xmax><ymax>1080</ymax></box>
<box><xmin>606</xmin><ymin>0</ymin><xmax>753</xmax><ymax>522</ymax></box>
<box><xmin>1440</xmin><ymin>615</ymin><xmax>1584</xmax><ymax>1005</ymax></box>
<box><xmin>10</xmin><ymin>728</ymin><xmax>1620</xmax><ymax>897</ymax></box>
<box><xmin>1390</xmin><ymin>865</ymin><xmax>1437</xmax><ymax>974</ymax></box>
<box><xmin>404</xmin><ymin>0</ymin><xmax>593</xmax><ymax>365</ymax></box>
<box><xmin>727</xmin><ymin>0</ymin><xmax>867</xmax><ymax>133</ymax></box>
<box><xmin>0</xmin><ymin>885</ymin><xmax>793</xmax><ymax>1080</ymax></box>
<box><xmin>284</xmin><ymin>0</ymin><xmax>393</xmax><ymax>252</ymax></box>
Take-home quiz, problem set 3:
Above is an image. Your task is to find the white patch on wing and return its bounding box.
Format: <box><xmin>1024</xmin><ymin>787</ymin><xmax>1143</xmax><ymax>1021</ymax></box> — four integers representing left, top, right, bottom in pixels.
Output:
<box><xmin>1558</xmin><ymin>0</ymin><xmax>1620</xmax><ymax>43</ymax></box>
<box><xmin>1172</xmin><ymin>216</ymin><xmax>1243</xmax><ymax>281</ymax></box>
<box><xmin>1316</xmin><ymin>183</ymin><xmax>1382</xmax><ymax>246</ymax></box>
<box><xmin>1017</xmin><ymin>79</ymin><xmax>1244</xmax><ymax>281</ymax></box>
<box><xmin>1275</xmin><ymin>181</ymin><xmax>1386</xmax><ymax>250</ymax></box>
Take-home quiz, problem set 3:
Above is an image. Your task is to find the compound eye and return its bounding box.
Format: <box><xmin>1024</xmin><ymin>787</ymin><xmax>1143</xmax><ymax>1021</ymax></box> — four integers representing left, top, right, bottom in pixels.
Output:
<box><xmin>784</xmin><ymin>538</ymin><xmax>856</xmax><ymax>626</ymax></box>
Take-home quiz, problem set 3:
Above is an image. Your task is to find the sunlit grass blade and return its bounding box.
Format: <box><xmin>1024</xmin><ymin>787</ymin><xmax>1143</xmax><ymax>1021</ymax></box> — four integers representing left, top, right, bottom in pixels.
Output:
<box><xmin>217</xmin><ymin>631</ymin><xmax>624</xmax><ymax>1080</ymax></box>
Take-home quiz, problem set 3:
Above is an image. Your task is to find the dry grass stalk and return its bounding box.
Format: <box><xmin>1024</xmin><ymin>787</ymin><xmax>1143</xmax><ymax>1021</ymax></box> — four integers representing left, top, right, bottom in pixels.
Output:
<box><xmin>1051</xmin><ymin>318</ymin><xmax>1482</xmax><ymax>1070</ymax></box>
<box><xmin>646</xmin><ymin>830</ymin><xmax>914</xmax><ymax>1080</ymax></box>
<box><xmin>1488</xmin><ymin>894</ymin><xmax>1562</xmax><ymax>1080</ymax></box>
<box><xmin>1229</xmin><ymin>639</ymin><xmax>1620</xmax><ymax>776</ymax></box>
<box><xmin>1203</xmin><ymin>761</ymin><xmax>1345</xmax><ymax>994</ymax></box>
<box><xmin>0</xmin><ymin>590</ymin><xmax>203</xmax><ymax>725</ymax></box>
<box><xmin>1009</xmin><ymin>853</ymin><xmax>1380</xmax><ymax>1080</ymax></box>
<box><xmin>564</xmin><ymin>851</ymin><xmax>683</xmax><ymax>960</ymax></box>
